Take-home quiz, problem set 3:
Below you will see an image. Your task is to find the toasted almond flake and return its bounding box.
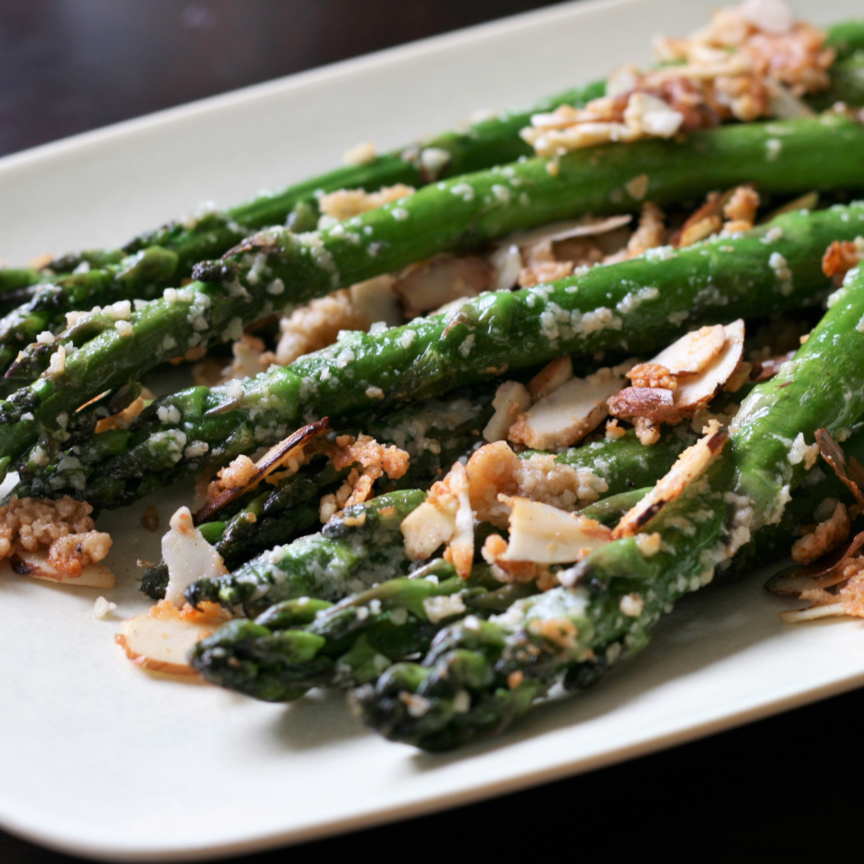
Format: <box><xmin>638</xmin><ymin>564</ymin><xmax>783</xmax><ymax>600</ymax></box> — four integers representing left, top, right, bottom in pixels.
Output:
<box><xmin>393</xmin><ymin>255</ymin><xmax>492</xmax><ymax>319</ymax></box>
<box><xmin>608</xmin><ymin>386</ymin><xmax>682</xmax><ymax>426</ymax></box>
<box><xmin>162</xmin><ymin>507</ymin><xmax>229</xmax><ymax>607</ymax></box>
<box><xmin>116</xmin><ymin>600</ymin><xmax>229</xmax><ymax>676</ymax></box>
<box><xmin>482</xmin><ymin>380</ymin><xmax>533</xmax><ymax>443</ymax></box>
<box><xmin>12</xmin><ymin>550</ymin><xmax>115</xmax><ymax>588</ymax></box>
<box><xmin>445</xmin><ymin>462</ymin><xmax>475</xmax><ymax>579</ymax></box>
<box><xmin>500</xmin><ymin>496</ymin><xmax>611</xmax><ymax>564</ymax></box>
<box><xmin>651</xmin><ymin>324</ymin><xmax>727</xmax><ymax>377</ymax></box>
<box><xmin>527</xmin><ymin>356</ymin><xmax>574</xmax><ymax>400</ymax></box>
<box><xmin>196</xmin><ymin>420</ymin><xmax>329</xmax><ymax>523</ymax></box>
<box><xmin>401</xmin><ymin>498</ymin><xmax>457</xmax><ymax>561</ymax></box>
<box><xmin>613</xmin><ymin>422</ymin><xmax>728</xmax><ymax>538</ymax></box>
<box><xmin>504</xmin><ymin>214</ymin><xmax>634</xmax><ymax>250</ymax></box>
<box><xmin>348</xmin><ymin>275</ymin><xmax>402</xmax><ymax>328</ymax></box>
<box><xmin>672</xmin><ymin>320</ymin><xmax>745</xmax><ymax>416</ymax></box>
<box><xmin>509</xmin><ymin>366</ymin><xmax>627</xmax><ymax>450</ymax></box>
<box><xmin>779</xmin><ymin>602</ymin><xmax>847</xmax><ymax>624</ymax></box>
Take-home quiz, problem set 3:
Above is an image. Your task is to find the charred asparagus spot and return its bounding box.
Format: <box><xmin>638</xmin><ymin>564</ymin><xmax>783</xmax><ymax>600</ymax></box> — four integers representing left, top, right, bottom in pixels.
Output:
<box><xmin>351</xmin><ymin>267</ymin><xmax>864</xmax><ymax>750</ymax></box>
<box><xmin>19</xmin><ymin>199</ymin><xmax>864</xmax><ymax>506</ymax></box>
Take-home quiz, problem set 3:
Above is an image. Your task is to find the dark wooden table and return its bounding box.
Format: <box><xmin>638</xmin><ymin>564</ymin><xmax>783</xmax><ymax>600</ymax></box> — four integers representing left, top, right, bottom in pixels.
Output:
<box><xmin>1</xmin><ymin>2</ymin><xmax>860</xmax><ymax>861</ymax></box>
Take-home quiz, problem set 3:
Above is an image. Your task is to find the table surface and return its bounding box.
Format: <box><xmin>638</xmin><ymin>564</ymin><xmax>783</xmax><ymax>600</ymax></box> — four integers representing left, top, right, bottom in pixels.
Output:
<box><xmin>2</xmin><ymin>1</ymin><xmax>861</xmax><ymax>861</ymax></box>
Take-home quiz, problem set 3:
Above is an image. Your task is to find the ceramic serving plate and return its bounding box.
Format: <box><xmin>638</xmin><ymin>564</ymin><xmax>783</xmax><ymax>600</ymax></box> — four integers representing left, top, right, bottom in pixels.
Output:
<box><xmin>2</xmin><ymin>0</ymin><xmax>863</xmax><ymax>859</ymax></box>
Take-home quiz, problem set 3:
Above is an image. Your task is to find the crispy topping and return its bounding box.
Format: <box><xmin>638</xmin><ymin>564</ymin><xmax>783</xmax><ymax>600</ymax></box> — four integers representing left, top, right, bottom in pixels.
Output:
<box><xmin>498</xmin><ymin>496</ymin><xmax>612</xmax><ymax>565</ymax></box>
<box><xmin>626</xmin><ymin>362</ymin><xmax>677</xmax><ymax>390</ymax></box>
<box><xmin>162</xmin><ymin>507</ymin><xmax>229</xmax><ymax>607</ymax></box>
<box><xmin>613</xmin><ymin>422</ymin><xmax>728</xmax><ymax>538</ymax></box>
<box><xmin>509</xmin><ymin>365</ymin><xmax>629</xmax><ymax>450</ymax></box>
<box><xmin>116</xmin><ymin>600</ymin><xmax>230</xmax><ymax>677</ymax></box>
<box><xmin>482</xmin><ymin>380</ymin><xmax>532</xmax><ymax>443</ymax></box>
<box><xmin>0</xmin><ymin>496</ymin><xmax>113</xmax><ymax>585</ymax></box>
<box><xmin>318</xmin><ymin>184</ymin><xmax>415</xmax><ymax>222</ymax></box>
<box><xmin>791</xmin><ymin>500</ymin><xmax>851</xmax><ymax>565</ymax></box>
<box><xmin>822</xmin><ymin>238</ymin><xmax>864</xmax><ymax>284</ymax></box>
<box><xmin>815</xmin><ymin>428</ymin><xmax>864</xmax><ymax>509</ymax></box>
<box><xmin>318</xmin><ymin>433</ymin><xmax>411</xmax><ymax>523</ymax></box>
<box><xmin>522</xmin><ymin>2</ymin><xmax>832</xmax><ymax>156</ymax></box>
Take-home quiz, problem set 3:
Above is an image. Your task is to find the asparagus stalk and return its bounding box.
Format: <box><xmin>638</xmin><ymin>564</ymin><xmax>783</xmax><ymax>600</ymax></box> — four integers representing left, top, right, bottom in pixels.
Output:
<box><xmin>4</xmin><ymin>17</ymin><xmax>863</xmax><ymax>363</ymax></box>
<box><xmin>25</xmin><ymin>198</ymin><xmax>864</xmax><ymax>503</ymax></box>
<box><xmin>189</xmin><ymin>443</ymin><xmax>861</xmax><ymax>703</ymax></box>
<box><xmin>187</xmin><ymin>487</ymin><xmax>652</xmax><ymax>702</ymax></box>
<box><xmin>352</xmin><ymin>266</ymin><xmax>864</xmax><ymax>750</ymax></box>
<box><xmin>0</xmin><ymin>80</ymin><xmax>607</xmax><ymax>374</ymax></box>
<box><xmin>137</xmin><ymin>385</ymin><xmax>499</xmax><ymax>598</ymax></box>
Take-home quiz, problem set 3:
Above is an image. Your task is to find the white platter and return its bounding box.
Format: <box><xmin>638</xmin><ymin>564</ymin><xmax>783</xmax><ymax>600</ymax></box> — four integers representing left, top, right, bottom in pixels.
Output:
<box><xmin>2</xmin><ymin>0</ymin><xmax>864</xmax><ymax>859</ymax></box>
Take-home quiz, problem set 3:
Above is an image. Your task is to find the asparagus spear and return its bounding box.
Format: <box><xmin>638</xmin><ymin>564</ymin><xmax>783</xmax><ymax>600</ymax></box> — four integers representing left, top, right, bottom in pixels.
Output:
<box><xmin>0</xmin><ymin>80</ymin><xmax>609</xmax><ymax>374</ymax></box>
<box><xmin>137</xmin><ymin>385</ymin><xmax>499</xmax><ymax>598</ymax></box>
<box><xmin>352</xmin><ymin>266</ymin><xmax>864</xmax><ymax>750</ymax></box>
<box><xmin>5</xmin><ymin>16</ymin><xmax>863</xmax><ymax>363</ymax></box>
<box><xmin>189</xmin><ymin>444</ymin><xmax>860</xmax><ymax>703</ymax></box>
<box><xmin>5</xmin><ymin>112</ymin><xmax>864</xmax><ymax>467</ymax></box>
<box><xmin>25</xmin><ymin>198</ymin><xmax>864</xmax><ymax>503</ymax></box>
<box><xmin>188</xmin><ymin>486</ymin><xmax>653</xmax><ymax>702</ymax></box>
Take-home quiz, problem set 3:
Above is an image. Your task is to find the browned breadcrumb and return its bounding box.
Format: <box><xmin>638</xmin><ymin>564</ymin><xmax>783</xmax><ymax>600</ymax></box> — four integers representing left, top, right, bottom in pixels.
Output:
<box><xmin>0</xmin><ymin>496</ymin><xmax>111</xmax><ymax>576</ymax></box>
<box><xmin>791</xmin><ymin>501</ymin><xmax>851</xmax><ymax>564</ymax></box>
<box><xmin>626</xmin><ymin>202</ymin><xmax>667</xmax><ymax>257</ymax></box>
<box><xmin>605</xmin><ymin>418</ymin><xmax>627</xmax><ymax>440</ymax></box>
<box><xmin>318</xmin><ymin>434</ymin><xmax>410</xmax><ymax>522</ymax></box>
<box><xmin>318</xmin><ymin>184</ymin><xmax>415</xmax><ymax>222</ymax></box>
<box><xmin>724</xmin><ymin>185</ymin><xmax>761</xmax><ymax>224</ymax></box>
<box><xmin>634</xmin><ymin>417</ymin><xmax>662</xmax><ymax>446</ymax></box>
<box><xmin>209</xmin><ymin>455</ymin><xmax>258</xmax><ymax>499</ymax></box>
<box><xmin>140</xmin><ymin>505</ymin><xmax>160</xmax><ymax>532</ymax></box>
<box><xmin>274</xmin><ymin>290</ymin><xmax>371</xmax><ymax>366</ymax></box>
<box><xmin>822</xmin><ymin>239</ymin><xmax>864</xmax><ymax>283</ymax></box>
<box><xmin>627</xmin><ymin>362</ymin><xmax>678</xmax><ymax>390</ymax></box>
<box><xmin>94</xmin><ymin>396</ymin><xmax>146</xmax><ymax>433</ymax></box>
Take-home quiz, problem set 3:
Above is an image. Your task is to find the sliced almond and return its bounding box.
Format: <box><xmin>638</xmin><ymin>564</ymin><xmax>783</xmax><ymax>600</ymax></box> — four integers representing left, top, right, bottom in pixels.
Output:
<box><xmin>11</xmin><ymin>550</ymin><xmax>115</xmax><ymax>589</ymax></box>
<box><xmin>116</xmin><ymin>601</ymin><xmax>227</xmax><ymax>676</ymax></box>
<box><xmin>503</xmin><ymin>214</ymin><xmax>633</xmax><ymax>250</ymax></box>
<box><xmin>401</xmin><ymin>497</ymin><xmax>458</xmax><ymax>561</ymax></box>
<box><xmin>672</xmin><ymin>320</ymin><xmax>744</xmax><ymax>416</ymax></box>
<box><xmin>613</xmin><ymin>422</ymin><xmax>728</xmax><ymax>539</ymax></box>
<box><xmin>162</xmin><ymin>507</ymin><xmax>229</xmax><ymax>607</ymax></box>
<box><xmin>501</xmin><ymin>496</ymin><xmax>612</xmax><ymax>564</ymax></box>
<box><xmin>195</xmin><ymin>419</ymin><xmax>329</xmax><ymax>523</ymax></box>
<box><xmin>608</xmin><ymin>386</ymin><xmax>682</xmax><ymax>425</ymax></box>
<box><xmin>348</xmin><ymin>275</ymin><xmax>402</xmax><ymax>327</ymax></box>
<box><xmin>650</xmin><ymin>324</ymin><xmax>726</xmax><ymax>377</ymax></box>
<box><xmin>482</xmin><ymin>380</ymin><xmax>532</xmax><ymax>443</ymax></box>
<box><xmin>446</xmin><ymin>462</ymin><xmax>475</xmax><ymax>579</ymax></box>
<box><xmin>393</xmin><ymin>254</ymin><xmax>492</xmax><ymax>319</ymax></box>
<box><xmin>527</xmin><ymin>356</ymin><xmax>574</xmax><ymax>400</ymax></box>
<box><xmin>509</xmin><ymin>366</ymin><xmax>626</xmax><ymax>450</ymax></box>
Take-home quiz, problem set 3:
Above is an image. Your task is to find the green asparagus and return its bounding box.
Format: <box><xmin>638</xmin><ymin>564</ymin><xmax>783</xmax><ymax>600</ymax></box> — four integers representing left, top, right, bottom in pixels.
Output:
<box><xmin>352</xmin><ymin>265</ymin><xmax>864</xmax><ymax>750</ymax></box>
<box><xmin>24</xmin><ymin>198</ymin><xmax>864</xmax><ymax>505</ymax></box>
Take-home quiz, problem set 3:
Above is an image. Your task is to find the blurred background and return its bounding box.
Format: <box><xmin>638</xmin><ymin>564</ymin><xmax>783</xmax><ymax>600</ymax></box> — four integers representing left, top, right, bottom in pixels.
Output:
<box><xmin>0</xmin><ymin>0</ymin><xmax>563</xmax><ymax>157</ymax></box>
<box><xmin>1</xmin><ymin>1</ymin><xmax>863</xmax><ymax>861</ymax></box>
